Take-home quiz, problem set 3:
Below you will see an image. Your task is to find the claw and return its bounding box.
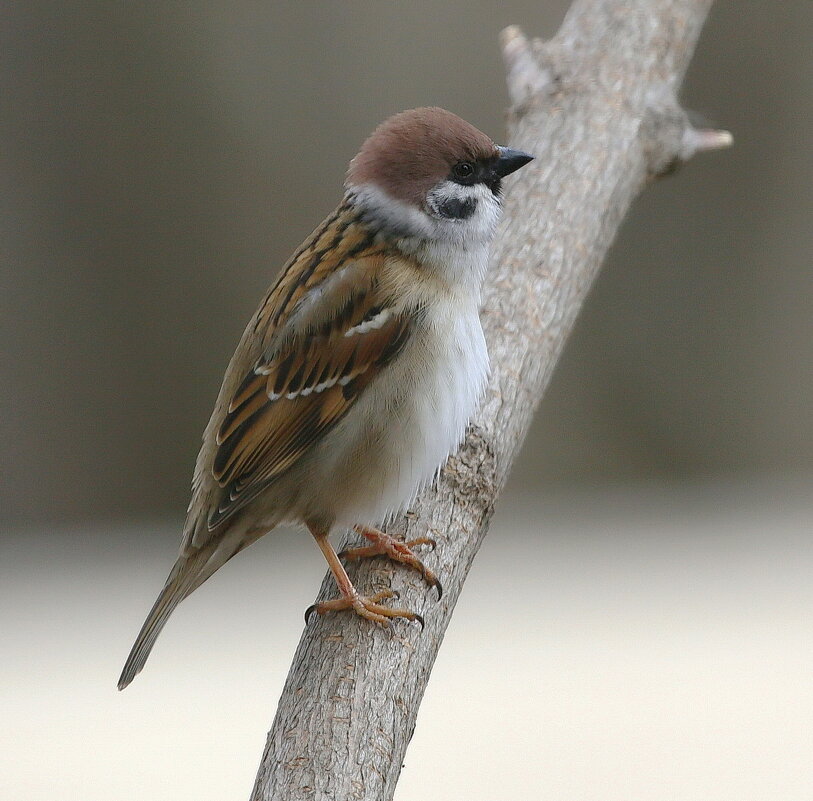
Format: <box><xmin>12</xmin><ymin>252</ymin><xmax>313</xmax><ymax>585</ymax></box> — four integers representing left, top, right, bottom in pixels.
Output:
<box><xmin>309</xmin><ymin>525</ymin><xmax>425</xmax><ymax>632</ymax></box>
<box><xmin>306</xmin><ymin>588</ymin><xmax>421</xmax><ymax>627</ymax></box>
<box><xmin>346</xmin><ymin>525</ymin><xmax>442</xmax><ymax>599</ymax></box>
<box><xmin>407</xmin><ymin>536</ymin><xmax>437</xmax><ymax>552</ymax></box>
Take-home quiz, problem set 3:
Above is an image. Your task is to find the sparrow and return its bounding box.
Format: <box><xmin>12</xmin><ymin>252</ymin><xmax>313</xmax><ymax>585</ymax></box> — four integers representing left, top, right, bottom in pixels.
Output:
<box><xmin>118</xmin><ymin>107</ymin><xmax>533</xmax><ymax>690</ymax></box>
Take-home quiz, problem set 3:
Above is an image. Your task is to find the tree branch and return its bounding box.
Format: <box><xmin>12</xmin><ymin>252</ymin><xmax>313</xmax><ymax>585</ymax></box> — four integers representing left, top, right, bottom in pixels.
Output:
<box><xmin>251</xmin><ymin>2</ymin><xmax>730</xmax><ymax>798</ymax></box>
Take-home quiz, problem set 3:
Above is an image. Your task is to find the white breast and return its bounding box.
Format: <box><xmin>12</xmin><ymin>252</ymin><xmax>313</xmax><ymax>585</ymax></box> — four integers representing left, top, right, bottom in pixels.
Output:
<box><xmin>396</xmin><ymin>294</ymin><xmax>489</xmax><ymax>504</ymax></box>
<box><xmin>301</xmin><ymin>189</ymin><xmax>496</xmax><ymax>529</ymax></box>
<box><xmin>312</xmin><ymin>287</ymin><xmax>487</xmax><ymax>529</ymax></box>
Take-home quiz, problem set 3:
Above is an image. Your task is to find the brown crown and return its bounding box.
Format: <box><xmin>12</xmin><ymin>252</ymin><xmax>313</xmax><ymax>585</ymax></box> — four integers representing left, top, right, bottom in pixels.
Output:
<box><xmin>346</xmin><ymin>107</ymin><xmax>498</xmax><ymax>206</ymax></box>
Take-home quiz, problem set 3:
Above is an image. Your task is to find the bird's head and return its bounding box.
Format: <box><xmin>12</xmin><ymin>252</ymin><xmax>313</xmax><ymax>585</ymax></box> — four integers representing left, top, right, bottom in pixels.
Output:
<box><xmin>346</xmin><ymin>107</ymin><xmax>533</xmax><ymax>247</ymax></box>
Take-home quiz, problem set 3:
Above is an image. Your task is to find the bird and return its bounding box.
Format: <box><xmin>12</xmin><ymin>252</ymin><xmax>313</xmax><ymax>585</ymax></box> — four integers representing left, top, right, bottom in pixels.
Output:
<box><xmin>118</xmin><ymin>107</ymin><xmax>533</xmax><ymax>690</ymax></box>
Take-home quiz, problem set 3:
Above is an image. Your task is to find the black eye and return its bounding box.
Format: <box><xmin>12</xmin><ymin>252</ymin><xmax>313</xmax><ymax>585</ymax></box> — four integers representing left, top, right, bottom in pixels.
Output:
<box><xmin>452</xmin><ymin>161</ymin><xmax>475</xmax><ymax>181</ymax></box>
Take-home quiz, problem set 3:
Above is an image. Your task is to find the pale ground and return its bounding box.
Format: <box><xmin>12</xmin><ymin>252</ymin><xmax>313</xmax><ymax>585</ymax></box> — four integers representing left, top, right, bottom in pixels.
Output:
<box><xmin>1</xmin><ymin>478</ymin><xmax>811</xmax><ymax>800</ymax></box>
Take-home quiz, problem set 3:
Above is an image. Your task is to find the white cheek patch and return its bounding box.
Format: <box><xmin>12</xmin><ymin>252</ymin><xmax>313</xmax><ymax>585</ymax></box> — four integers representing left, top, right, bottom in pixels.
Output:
<box><xmin>426</xmin><ymin>182</ymin><xmax>477</xmax><ymax>220</ymax></box>
<box><xmin>427</xmin><ymin>181</ymin><xmax>501</xmax><ymax>246</ymax></box>
<box><xmin>346</xmin><ymin>180</ymin><xmax>501</xmax><ymax>250</ymax></box>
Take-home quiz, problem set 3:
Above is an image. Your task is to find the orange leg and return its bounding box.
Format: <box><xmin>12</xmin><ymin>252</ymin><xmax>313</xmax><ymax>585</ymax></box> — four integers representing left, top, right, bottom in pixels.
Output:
<box><xmin>339</xmin><ymin>524</ymin><xmax>442</xmax><ymax>599</ymax></box>
<box><xmin>306</xmin><ymin>524</ymin><xmax>423</xmax><ymax>627</ymax></box>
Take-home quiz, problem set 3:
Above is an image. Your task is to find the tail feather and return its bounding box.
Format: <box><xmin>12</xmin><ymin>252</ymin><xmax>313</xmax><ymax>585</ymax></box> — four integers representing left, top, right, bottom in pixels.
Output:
<box><xmin>117</xmin><ymin>558</ymin><xmax>201</xmax><ymax>690</ymax></box>
<box><xmin>118</xmin><ymin>528</ymin><xmax>263</xmax><ymax>690</ymax></box>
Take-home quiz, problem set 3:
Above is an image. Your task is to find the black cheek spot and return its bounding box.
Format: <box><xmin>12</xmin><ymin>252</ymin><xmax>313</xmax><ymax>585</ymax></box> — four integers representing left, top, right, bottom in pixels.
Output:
<box><xmin>437</xmin><ymin>197</ymin><xmax>476</xmax><ymax>220</ymax></box>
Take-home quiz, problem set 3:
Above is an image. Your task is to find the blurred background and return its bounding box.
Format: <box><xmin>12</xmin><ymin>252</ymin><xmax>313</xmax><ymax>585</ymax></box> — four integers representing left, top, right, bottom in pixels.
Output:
<box><xmin>1</xmin><ymin>2</ymin><xmax>811</xmax><ymax>800</ymax></box>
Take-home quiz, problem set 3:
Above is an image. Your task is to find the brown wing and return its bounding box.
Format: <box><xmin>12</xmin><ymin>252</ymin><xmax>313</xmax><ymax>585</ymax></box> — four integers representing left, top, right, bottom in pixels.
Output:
<box><xmin>206</xmin><ymin>267</ymin><xmax>411</xmax><ymax>530</ymax></box>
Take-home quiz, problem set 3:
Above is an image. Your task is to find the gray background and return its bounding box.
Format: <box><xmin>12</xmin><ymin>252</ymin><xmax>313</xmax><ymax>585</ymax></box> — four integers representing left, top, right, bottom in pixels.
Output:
<box><xmin>1</xmin><ymin>3</ymin><xmax>811</xmax><ymax>800</ymax></box>
<box><xmin>2</xmin><ymin>1</ymin><xmax>810</xmax><ymax>528</ymax></box>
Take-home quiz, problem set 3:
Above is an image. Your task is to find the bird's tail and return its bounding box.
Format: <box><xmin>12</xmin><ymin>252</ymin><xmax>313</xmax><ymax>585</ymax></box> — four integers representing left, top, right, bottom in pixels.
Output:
<box><xmin>117</xmin><ymin>555</ymin><xmax>204</xmax><ymax>690</ymax></box>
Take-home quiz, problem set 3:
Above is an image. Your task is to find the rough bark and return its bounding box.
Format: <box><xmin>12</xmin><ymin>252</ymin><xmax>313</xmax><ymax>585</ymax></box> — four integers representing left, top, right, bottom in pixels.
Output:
<box><xmin>251</xmin><ymin>1</ymin><xmax>730</xmax><ymax>798</ymax></box>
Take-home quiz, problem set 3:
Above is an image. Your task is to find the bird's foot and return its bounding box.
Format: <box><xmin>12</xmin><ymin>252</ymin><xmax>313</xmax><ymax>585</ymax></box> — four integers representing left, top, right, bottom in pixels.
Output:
<box><xmin>340</xmin><ymin>525</ymin><xmax>443</xmax><ymax>599</ymax></box>
<box><xmin>306</xmin><ymin>589</ymin><xmax>423</xmax><ymax>628</ymax></box>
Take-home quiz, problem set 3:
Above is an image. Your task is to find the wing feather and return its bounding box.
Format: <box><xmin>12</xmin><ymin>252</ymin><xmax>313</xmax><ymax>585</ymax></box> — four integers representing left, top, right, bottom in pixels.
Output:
<box><xmin>206</xmin><ymin>255</ymin><xmax>411</xmax><ymax>530</ymax></box>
